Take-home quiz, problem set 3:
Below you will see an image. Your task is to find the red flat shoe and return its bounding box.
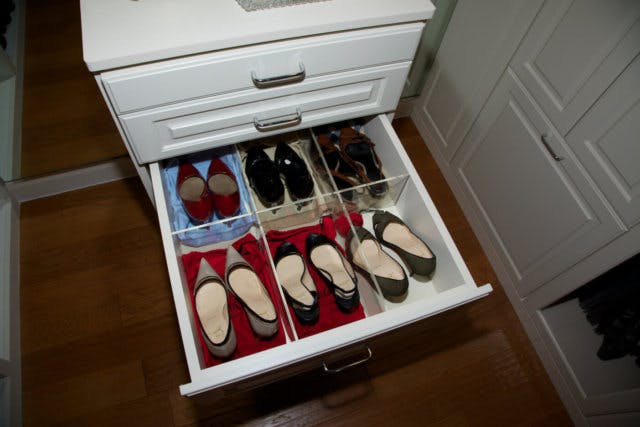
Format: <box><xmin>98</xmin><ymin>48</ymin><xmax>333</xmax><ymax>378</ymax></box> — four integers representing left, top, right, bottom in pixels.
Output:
<box><xmin>177</xmin><ymin>162</ymin><xmax>214</xmax><ymax>223</ymax></box>
<box><xmin>207</xmin><ymin>158</ymin><xmax>240</xmax><ymax>218</ymax></box>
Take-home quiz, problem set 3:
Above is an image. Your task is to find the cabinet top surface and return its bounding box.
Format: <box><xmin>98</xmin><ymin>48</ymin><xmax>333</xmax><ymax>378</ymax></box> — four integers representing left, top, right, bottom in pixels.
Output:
<box><xmin>80</xmin><ymin>0</ymin><xmax>434</xmax><ymax>72</ymax></box>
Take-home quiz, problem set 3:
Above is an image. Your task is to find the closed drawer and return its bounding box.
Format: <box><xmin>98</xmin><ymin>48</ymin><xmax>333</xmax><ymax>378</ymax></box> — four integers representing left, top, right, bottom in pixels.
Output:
<box><xmin>101</xmin><ymin>23</ymin><xmax>424</xmax><ymax>114</ymax></box>
<box><xmin>121</xmin><ymin>63</ymin><xmax>410</xmax><ymax>164</ymax></box>
<box><xmin>149</xmin><ymin>114</ymin><xmax>492</xmax><ymax>396</ymax></box>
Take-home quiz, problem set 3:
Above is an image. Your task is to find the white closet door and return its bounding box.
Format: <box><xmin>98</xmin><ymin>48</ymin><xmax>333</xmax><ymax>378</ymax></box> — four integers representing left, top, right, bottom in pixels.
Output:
<box><xmin>566</xmin><ymin>55</ymin><xmax>640</xmax><ymax>228</ymax></box>
<box><xmin>413</xmin><ymin>0</ymin><xmax>543</xmax><ymax>161</ymax></box>
<box><xmin>510</xmin><ymin>0</ymin><xmax>640</xmax><ymax>136</ymax></box>
<box><xmin>452</xmin><ymin>70</ymin><xmax>624</xmax><ymax>297</ymax></box>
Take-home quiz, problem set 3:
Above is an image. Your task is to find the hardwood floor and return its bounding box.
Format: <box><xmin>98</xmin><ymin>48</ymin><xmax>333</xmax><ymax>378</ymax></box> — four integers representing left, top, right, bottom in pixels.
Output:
<box><xmin>20</xmin><ymin>118</ymin><xmax>572</xmax><ymax>426</ymax></box>
<box><xmin>20</xmin><ymin>0</ymin><xmax>126</xmax><ymax>178</ymax></box>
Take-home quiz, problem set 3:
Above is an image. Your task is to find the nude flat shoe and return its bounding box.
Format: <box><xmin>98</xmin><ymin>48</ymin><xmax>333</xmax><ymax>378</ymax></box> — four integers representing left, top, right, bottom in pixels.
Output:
<box><xmin>372</xmin><ymin>211</ymin><xmax>436</xmax><ymax>277</ymax></box>
<box><xmin>347</xmin><ymin>227</ymin><xmax>408</xmax><ymax>302</ymax></box>
<box><xmin>177</xmin><ymin>161</ymin><xmax>214</xmax><ymax>223</ymax></box>
<box><xmin>194</xmin><ymin>258</ymin><xmax>236</xmax><ymax>358</ymax></box>
<box><xmin>274</xmin><ymin>241</ymin><xmax>319</xmax><ymax>324</ymax></box>
<box><xmin>306</xmin><ymin>233</ymin><xmax>360</xmax><ymax>311</ymax></box>
<box><xmin>225</xmin><ymin>246</ymin><xmax>278</xmax><ymax>338</ymax></box>
<box><xmin>206</xmin><ymin>157</ymin><xmax>240</xmax><ymax>218</ymax></box>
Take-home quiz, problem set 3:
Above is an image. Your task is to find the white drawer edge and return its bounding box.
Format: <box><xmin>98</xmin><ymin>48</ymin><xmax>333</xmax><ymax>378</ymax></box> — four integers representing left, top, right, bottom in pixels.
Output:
<box><xmin>180</xmin><ymin>283</ymin><xmax>492</xmax><ymax>396</ymax></box>
<box><xmin>373</xmin><ymin>114</ymin><xmax>479</xmax><ymax>288</ymax></box>
<box><xmin>149</xmin><ymin>161</ymin><xmax>205</xmax><ymax>378</ymax></box>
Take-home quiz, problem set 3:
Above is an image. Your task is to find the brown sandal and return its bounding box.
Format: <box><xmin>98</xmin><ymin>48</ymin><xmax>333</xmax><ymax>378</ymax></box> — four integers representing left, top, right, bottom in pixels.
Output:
<box><xmin>317</xmin><ymin>134</ymin><xmax>361</xmax><ymax>200</ymax></box>
<box><xmin>339</xmin><ymin>128</ymin><xmax>388</xmax><ymax>198</ymax></box>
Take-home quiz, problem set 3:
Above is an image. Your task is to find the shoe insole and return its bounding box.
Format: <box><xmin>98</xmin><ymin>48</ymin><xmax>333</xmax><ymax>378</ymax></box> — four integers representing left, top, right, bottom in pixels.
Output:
<box><xmin>208</xmin><ymin>174</ymin><xmax>238</xmax><ymax>195</ymax></box>
<box><xmin>179</xmin><ymin>177</ymin><xmax>205</xmax><ymax>201</ymax></box>
<box><xmin>310</xmin><ymin>245</ymin><xmax>356</xmax><ymax>293</ymax></box>
<box><xmin>383</xmin><ymin>223</ymin><xmax>433</xmax><ymax>258</ymax></box>
<box><xmin>353</xmin><ymin>240</ymin><xmax>405</xmax><ymax>280</ymax></box>
<box><xmin>195</xmin><ymin>281</ymin><xmax>229</xmax><ymax>344</ymax></box>
<box><xmin>228</xmin><ymin>268</ymin><xmax>277</xmax><ymax>321</ymax></box>
<box><xmin>276</xmin><ymin>255</ymin><xmax>315</xmax><ymax>306</ymax></box>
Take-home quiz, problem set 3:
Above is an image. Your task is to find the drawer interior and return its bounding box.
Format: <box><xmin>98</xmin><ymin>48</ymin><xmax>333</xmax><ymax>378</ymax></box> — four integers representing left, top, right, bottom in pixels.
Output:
<box><xmin>149</xmin><ymin>114</ymin><xmax>491</xmax><ymax>395</ymax></box>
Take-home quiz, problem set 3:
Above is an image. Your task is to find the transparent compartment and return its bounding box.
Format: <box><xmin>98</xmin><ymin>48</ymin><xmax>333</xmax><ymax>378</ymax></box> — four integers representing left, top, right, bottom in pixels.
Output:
<box><xmin>257</xmin><ymin>194</ymin><xmax>383</xmax><ymax>340</ymax></box>
<box><xmin>174</xmin><ymin>222</ymin><xmax>294</xmax><ymax>371</ymax></box>
<box><xmin>310</xmin><ymin>117</ymin><xmax>410</xmax><ymax>206</ymax></box>
<box><xmin>237</xmin><ymin>130</ymin><xmax>336</xmax><ymax>214</ymax></box>
<box><xmin>311</xmin><ymin>116</ymin><xmax>476</xmax><ymax>312</ymax></box>
<box><xmin>160</xmin><ymin>145</ymin><xmax>255</xmax><ymax>243</ymax></box>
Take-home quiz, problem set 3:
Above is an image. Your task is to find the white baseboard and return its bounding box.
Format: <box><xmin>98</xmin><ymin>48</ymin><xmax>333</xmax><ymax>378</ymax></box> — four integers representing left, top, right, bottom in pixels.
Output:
<box><xmin>0</xmin><ymin>181</ymin><xmax>21</xmax><ymax>427</ymax></box>
<box><xmin>6</xmin><ymin>156</ymin><xmax>137</xmax><ymax>203</ymax></box>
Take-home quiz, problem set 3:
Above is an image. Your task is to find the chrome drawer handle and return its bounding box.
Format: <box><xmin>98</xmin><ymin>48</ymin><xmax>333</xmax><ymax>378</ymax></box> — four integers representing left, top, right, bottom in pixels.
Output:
<box><xmin>254</xmin><ymin>109</ymin><xmax>302</xmax><ymax>132</ymax></box>
<box><xmin>322</xmin><ymin>346</ymin><xmax>372</xmax><ymax>374</ymax></box>
<box><xmin>251</xmin><ymin>63</ymin><xmax>306</xmax><ymax>89</ymax></box>
<box><xmin>541</xmin><ymin>134</ymin><xmax>563</xmax><ymax>161</ymax></box>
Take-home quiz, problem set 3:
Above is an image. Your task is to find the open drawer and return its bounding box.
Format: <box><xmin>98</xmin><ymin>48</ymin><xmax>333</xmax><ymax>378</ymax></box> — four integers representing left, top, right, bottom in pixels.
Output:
<box><xmin>148</xmin><ymin>114</ymin><xmax>492</xmax><ymax>396</ymax></box>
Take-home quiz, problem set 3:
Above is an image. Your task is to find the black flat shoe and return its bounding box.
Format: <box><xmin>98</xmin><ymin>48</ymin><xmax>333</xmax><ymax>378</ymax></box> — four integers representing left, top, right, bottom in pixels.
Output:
<box><xmin>274</xmin><ymin>241</ymin><xmax>319</xmax><ymax>324</ymax></box>
<box><xmin>245</xmin><ymin>147</ymin><xmax>285</xmax><ymax>207</ymax></box>
<box><xmin>305</xmin><ymin>233</ymin><xmax>359</xmax><ymax>311</ymax></box>
<box><xmin>274</xmin><ymin>142</ymin><xmax>314</xmax><ymax>200</ymax></box>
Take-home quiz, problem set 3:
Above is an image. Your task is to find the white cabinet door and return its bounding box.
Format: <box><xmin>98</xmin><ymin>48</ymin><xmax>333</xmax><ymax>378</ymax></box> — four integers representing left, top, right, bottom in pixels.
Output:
<box><xmin>452</xmin><ymin>70</ymin><xmax>623</xmax><ymax>297</ymax></box>
<box><xmin>510</xmin><ymin>0</ymin><xmax>640</xmax><ymax>136</ymax></box>
<box><xmin>412</xmin><ymin>0</ymin><xmax>543</xmax><ymax>161</ymax></box>
<box><xmin>566</xmin><ymin>55</ymin><xmax>640</xmax><ymax>228</ymax></box>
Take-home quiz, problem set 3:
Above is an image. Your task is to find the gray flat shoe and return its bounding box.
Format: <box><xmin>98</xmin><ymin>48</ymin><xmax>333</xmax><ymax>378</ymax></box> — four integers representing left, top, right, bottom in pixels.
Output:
<box><xmin>194</xmin><ymin>258</ymin><xmax>237</xmax><ymax>358</ymax></box>
<box><xmin>347</xmin><ymin>227</ymin><xmax>408</xmax><ymax>302</ymax></box>
<box><xmin>225</xmin><ymin>246</ymin><xmax>279</xmax><ymax>338</ymax></box>
<box><xmin>372</xmin><ymin>211</ymin><xmax>436</xmax><ymax>277</ymax></box>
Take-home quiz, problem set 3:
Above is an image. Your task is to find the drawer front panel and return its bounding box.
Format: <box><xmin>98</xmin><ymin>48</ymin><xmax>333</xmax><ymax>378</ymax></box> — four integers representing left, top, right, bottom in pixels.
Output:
<box><xmin>102</xmin><ymin>23</ymin><xmax>423</xmax><ymax>114</ymax></box>
<box><xmin>122</xmin><ymin>63</ymin><xmax>410</xmax><ymax>164</ymax></box>
<box><xmin>148</xmin><ymin>114</ymin><xmax>491</xmax><ymax>396</ymax></box>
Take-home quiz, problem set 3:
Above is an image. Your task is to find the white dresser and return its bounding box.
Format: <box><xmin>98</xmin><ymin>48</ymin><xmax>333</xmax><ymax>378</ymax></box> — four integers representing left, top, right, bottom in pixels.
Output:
<box><xmin>81</xmin><ymin>0</ymin><xmax>492</xmax><ymax>397</ymax></box>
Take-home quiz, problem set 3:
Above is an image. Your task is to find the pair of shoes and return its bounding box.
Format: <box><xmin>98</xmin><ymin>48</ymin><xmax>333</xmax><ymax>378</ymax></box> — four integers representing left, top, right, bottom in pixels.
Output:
<box><xmin>306</xmin><ymin>233</ymin><xmax>360</xmax><ymax>312</ymax></box>
<box><xmin>347</xmin><ymin>227</ymin><xmax>408</xmax><ymax>302</ymax></box>
<box><xmin>372</xmin><ymin>211</ymin><xmax>436</xmax><ymax>277</ymax></box>
<box><xmin>317</xmin><ymin>133</ymin><xmax>360</xmax><ymax>199</ymax></box>
<box><xmin>245</xmin><ymin>143</ymin><xmax>314</xmax><ymax>207</ymax></box>
<box><xmin>194</xmin><ymin>247</ymin><xmax>279</xmax><ymax>358</ymax></box>
<box><xmin>177</xmin><ymin>159</ymin><xmax>240</xmax><ymax>223</ymax></box>
<box><xmin>318</xmin><ymin>126</ymin><xmax>387</xmax><ymax>198</ymax></box>
<box><xmin>274</xmin><ymin>242</ymin><xmax>320</xmax><ymax>324</ymax></box>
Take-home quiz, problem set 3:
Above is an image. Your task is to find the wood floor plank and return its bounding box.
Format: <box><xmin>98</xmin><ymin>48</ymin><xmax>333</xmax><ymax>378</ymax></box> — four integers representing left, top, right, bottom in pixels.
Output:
<box><xmin>62</xmin><ymin>394</ymin><xmax>175</xmax><ymax>427</ymax></box>
<box><xmin>20</xmin><ymin>268</ymin><xmax>122</xmax><ymax>354</ymax></box>
<box><xmin>20</xmin><ymin>0</ymin><xmax>126</xmax><ymax>178</ymax></box>
<box><xmin>20</xmin><ymin>180</ymin><xmax>156</xmax><ymax>254</ymax></box>
<box><xmin>22</xmin><ymin>361</ymin><xmax>147</xmax><ymax>427</ymax></box>
<box><xmin>142</xmin><ymin>350</ymin><xmax>191</xmax><ymax>397</ymax></box>
<box><xmin>21</xmin><ymin>314</ymin><xmax>182</xmax><ymax>392</ymax></box>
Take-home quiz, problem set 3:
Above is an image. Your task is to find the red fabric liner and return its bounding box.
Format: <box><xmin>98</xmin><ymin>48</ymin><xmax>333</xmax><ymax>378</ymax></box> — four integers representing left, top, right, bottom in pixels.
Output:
<box><xmin>181</xmin><ymin>234</ymin><xmax>287</xmax><ymax>368</ymax></box>
<box><xmin>265</xmin><ymin>214</ymin><xmax>366</xmax><ymax>339</ymax></box>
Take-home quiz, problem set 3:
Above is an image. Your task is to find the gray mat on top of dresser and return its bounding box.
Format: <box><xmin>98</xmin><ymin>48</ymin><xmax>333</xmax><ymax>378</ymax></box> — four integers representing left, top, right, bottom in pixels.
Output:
<box><xmin>236</xmin><ymin>0</ymin><xmax>330</xmax><ymax>12</ymax></box>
